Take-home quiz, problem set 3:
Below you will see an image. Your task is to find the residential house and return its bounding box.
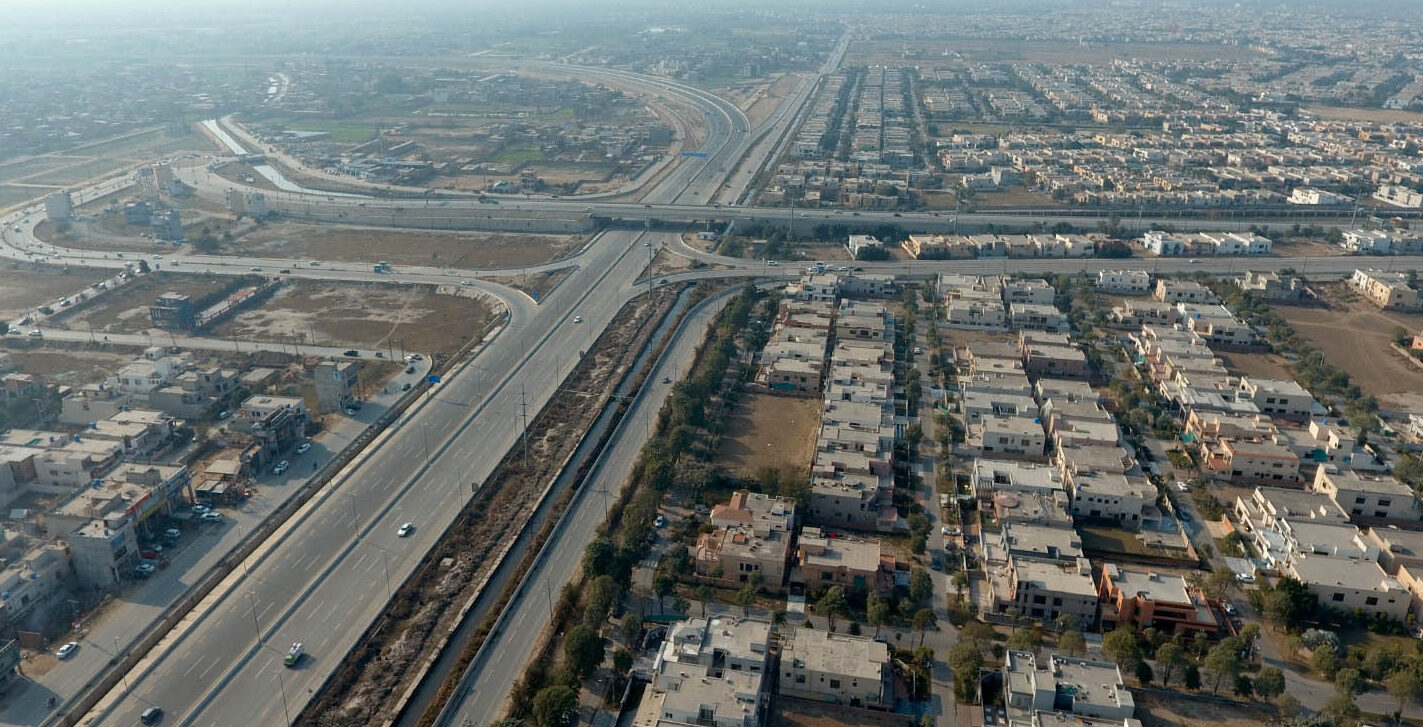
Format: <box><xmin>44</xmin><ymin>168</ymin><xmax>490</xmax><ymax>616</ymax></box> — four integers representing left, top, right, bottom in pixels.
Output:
<box><xmin>1096</xmin><ymin>565</ymin><xmax>1217</xmax><ymax>636</ymax></box>
<box><xmin>778</xmin><ymin>626</ymin><xmax>890</xmax><ymax>709</ymax></box>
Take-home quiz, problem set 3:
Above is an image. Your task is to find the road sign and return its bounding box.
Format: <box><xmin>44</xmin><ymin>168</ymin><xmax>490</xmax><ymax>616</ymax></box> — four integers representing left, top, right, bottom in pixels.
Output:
<box><xmin>681</xmin><ymin>152</ymin><xmax>707</xmax><ymax>158</ymax></box>
<box><xmin>427</xmin><ymin>375</ymin><xmax>441</xmax><ymax>384</ymax></box>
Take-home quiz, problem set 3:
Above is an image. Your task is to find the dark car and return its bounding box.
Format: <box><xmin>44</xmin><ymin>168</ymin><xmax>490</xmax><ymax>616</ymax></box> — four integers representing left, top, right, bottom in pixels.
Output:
<box><xmin>343</xmin><ymin>350</ymin><xmax>360</xmax><ymax>357</ymax></box>
<box><xmin>140</xmin><ymin>706</ymin><xmax>164</xmax><ymax>724</ymax></box>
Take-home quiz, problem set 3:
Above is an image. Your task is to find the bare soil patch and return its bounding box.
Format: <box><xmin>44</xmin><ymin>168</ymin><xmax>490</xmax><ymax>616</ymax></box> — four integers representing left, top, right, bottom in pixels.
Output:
<box><xmin>0</xmin><ymin>184</ymin><xmax>59</xmax><ymax>211</ymax></box>
<box><xmin>1214</xmin><ymin>351</ymin><xmax>1296</xmax><ymax>380</ymax></box>
<box><xmin>58</xmin><ymin>272</ymin><xmax>228</xmax><ymax>335</ymax></box>
<box><xmin>4</xmin><ymin>349</ymin><xmax>137</xmax><ymax>386</ymax></box>
<box><xmin>1275</xmin><ymin>286</ymin><xmax>1423</xmax><ymax>405</ymax></box>
<box><xmin>0</xmin><ymin>263</ymin><xmax>108</xmax><ymax>319</ymax></box>
<box><xmin>771</xmin><ymin>696</ymin><xmax>912</xmax><ymax>727</ymax></box>
<box><xmin>1135</xmin><ymin>690</ymin><xmax>1273</xmax><ymax>727</ymax></box>
<box><xmin>741</xmin><ymin>74</ymin><xmax>805</xmax><ymax>130</ymax></box>
<box><xmin>717</xmin><ymin>393</ymin><xmax>823</xmax><ymax>479</ymax></box>
<box><xmin>1308</xmin><ymin>105</ymin><xmax>1423</xmax><ymax>124</ymax></box>
<box><xmin>226</xmin><ymin>222</ymin><xmax>583</xmax><ymax>269</ymax></box>
<box><xmin>212</xmin><ymin>280</ymin><xmax>491</xmax><ymax>360</ymax></box>
<box><xmin>212</xmin><ymin>162</ymin><xmax>279</xmax><ymax>192</ymax></box>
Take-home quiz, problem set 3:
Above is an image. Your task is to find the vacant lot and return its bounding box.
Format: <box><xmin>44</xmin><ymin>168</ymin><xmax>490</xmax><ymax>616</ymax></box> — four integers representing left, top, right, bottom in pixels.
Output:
<box><xmin>226</xmin><ymin>222</ymin><xmax>583</xmax><ymax>269</ymax></box>
<box><xmin>0</xmin><ymin>263</ymin><xmax>109</xmax><ymax>319</ymax></box>
<box><xmin>849</xmin><ymin>39</ymin><xmax>1262</xmax><ymax>66</ymax></box>
<box><xmin>212</xmin><ymin>280</ymin><xmax>492</xmax><ymax>359</ymax></box>
<box><xmin>771</xmin><ymin>696</ymin><xmax>912</xmax><ymax>727</ymax></box>
<box><xmin>1308</xmin><ymin>105</ymin><xmax>1423</xmax><ymax>124</ymax></box>
<box><xmin>60</xmin><ymin>273</ymin><xmax>228</xmax><ymax>334</ymax></box>
<box><xmin>1136</xmin><ymin>691</ymin><xmax>1272</xmax><ymax>727</ymax></box>
<box><xmin>1215</xmin><ymin>351</ymin><xmax>1295</xmax><ymax>380</ymax></box>
<box><xmin>5</xmin><ymin>349</ymin><xmax>138</xmax><ymax>385</ymax></box>
<box><xmin>1275</xmin><ymin>292</ymin><xmax>1423</xmax><ymax>408</ymax></box>
<box><xmin>0</xmin><ymin>184</ymin><xmax>58</xmax><ymax>210</ymax></box>
<box><xmin>717</xmin><ymin>393</ymin><xmax>823</xmax><ymax>480</ymax></box>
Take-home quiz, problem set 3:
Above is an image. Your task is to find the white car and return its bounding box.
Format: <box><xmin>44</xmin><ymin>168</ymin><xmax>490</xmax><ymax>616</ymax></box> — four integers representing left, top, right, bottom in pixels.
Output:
<box><xmin>1176</xmin><ymin>482</ymin><xmax>1189</xmax><ymax>492</ymax></box>
<box><xmin>941</xmin><ymin>526</ymin><xmax>961</xmax><ymax>536</ymax></box>
<box><xmin>296</xmin><ymin>442</ymin><xmax>312</xmax><ymax>455</ymax></box>
<box><xmin>654</xmin><ymin>515</ymin><xmax>666</xmax><ymax>528</ymax></box>
<box><xmin>1235</xmin><ymin>572</ymin><xmax>1256</xmax><ymax>583</ymax></box>
<box><xmin>200</xmin><ymin>511</ymin><xmax>224</xmax><ymax>523</ymax></box>
<box><xmin>573</xmin><ymin>316</ymin><xmax>583</xmax><ymax>324</ymax></box>
<box><xmin>191</xmin><ymin>504</ymin><xmax>210</xmax><ymax>515</ymax></box>
<box><xmin>272</xmin><ymin>460</ymin><xmax>289</xmax><ymax>475</ymax></box>
<box><xmin>56</xmin><ymin>641</ymin><xmax>79</xmax><ymax>660</ymax></box>
<box><xmin>397</xmin><ymin>522</ymin><xmax>415</xmax><ymax>538</ymax></box>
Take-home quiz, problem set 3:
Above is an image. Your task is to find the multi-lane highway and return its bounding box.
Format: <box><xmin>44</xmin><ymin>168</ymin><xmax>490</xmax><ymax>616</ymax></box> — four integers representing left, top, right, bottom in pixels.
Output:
<box><xmin>68</xmin><ymin>46</ymin><xmax>763</xmax><ymax>727</ymax></box>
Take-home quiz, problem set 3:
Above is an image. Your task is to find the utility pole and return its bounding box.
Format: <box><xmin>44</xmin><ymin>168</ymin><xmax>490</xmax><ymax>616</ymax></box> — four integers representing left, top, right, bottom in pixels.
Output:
<box><xmin>519</xmin><ymin>385</ymin><xmax>530</xmax><ymax>470</ymax></box>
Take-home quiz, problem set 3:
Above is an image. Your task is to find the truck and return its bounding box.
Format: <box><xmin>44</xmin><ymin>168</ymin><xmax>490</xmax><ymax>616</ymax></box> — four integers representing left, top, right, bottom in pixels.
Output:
<box><xmin>284</xmin><ymin>642</ymin><xmax>303</xmax><ymax>667</ymax></box>
<box><xmin>373</xmin><ymin>261</ymin><xmax>391</xmax><ymax>273</ymax></box>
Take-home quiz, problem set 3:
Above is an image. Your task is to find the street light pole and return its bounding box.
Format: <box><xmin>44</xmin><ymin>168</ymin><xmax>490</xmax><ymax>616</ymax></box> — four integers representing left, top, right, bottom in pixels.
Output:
<box><xmin>247</xmin><ymin>592</ymin><xmax>262</xmax><ymax>641</ymax></box>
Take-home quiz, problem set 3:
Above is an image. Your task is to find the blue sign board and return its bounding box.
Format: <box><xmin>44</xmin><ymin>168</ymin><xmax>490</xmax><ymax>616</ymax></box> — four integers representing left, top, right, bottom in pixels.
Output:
<box><xmin>681</xmin><ymin>152</ymin><xmax>707</xmax><ymax>158</ymax></box>
<box><xmin>427</xmin><ymin>375</ymin><xmax>441</xmax><ymax>384</ymax></box>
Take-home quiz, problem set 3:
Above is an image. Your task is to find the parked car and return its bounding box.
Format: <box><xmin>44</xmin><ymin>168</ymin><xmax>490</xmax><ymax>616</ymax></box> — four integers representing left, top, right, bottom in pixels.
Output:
<box><xmin>405</xmin><ymin>366</ymin><xmax>415</xmax><ymax>374</ymax></box>
<box><xmin>272</xmin><ymin>460</ymin><xmax>289</xmax><ymax>475</ymax></box>
<box><xmin>654</xmin><ymin>515</ymin><xmax>666</xmax><ymax>528</ymax></box>
<box><xmin>295</xmin><ymin>442</ymin><xmax>311</xmax><ymax>455</ymax></box>
<box><xmin>343</xmin><ymin>349</ymin><xmax>360</xmax><ymax>357</ymax></box>
<box><xmin>55</xmin><ymin>641</ymin><xmax>79</xmax><ymax>660</ymax></box>
<box><xmin>191</xmin><ymin>505</ymin><xmax>210</xmax><ymax>515</ymax></box>
<box><xmin>200</xmin><ymin>511</ymin><xmax>224</xmax><ymax>523</ymax></box>
<box><xmin>401</xmin><ymin>382</ymin><xmax>411</xmax><ymax>391</ymax></box>
<box><xmin>345</xmin><ymin>407</ymin><xmax>358</xmax><ymax>416</ymax></box>
<box><xmin>163</xmin><ymin>528</ymin><xmax>182</xmax><ymax>540</ymax></box>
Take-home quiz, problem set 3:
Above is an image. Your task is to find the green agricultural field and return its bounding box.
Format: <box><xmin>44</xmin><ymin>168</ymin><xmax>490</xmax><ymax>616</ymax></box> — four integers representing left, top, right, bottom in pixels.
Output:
<box><xmin>493</xmin><ymin>142</ymin><xmax>545</xmax><ymax>166</ymax></box>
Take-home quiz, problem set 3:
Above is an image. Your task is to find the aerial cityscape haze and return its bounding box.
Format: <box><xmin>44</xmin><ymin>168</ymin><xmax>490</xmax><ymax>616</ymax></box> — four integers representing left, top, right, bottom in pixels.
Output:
<box><xmin>2</xmin><ymin>2</ymin><xmax>1423</xmax><ymax>727</ymax></box>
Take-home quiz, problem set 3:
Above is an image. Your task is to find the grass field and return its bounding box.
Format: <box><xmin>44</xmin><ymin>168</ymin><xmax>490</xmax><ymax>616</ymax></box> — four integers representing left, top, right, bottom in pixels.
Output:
<box><xmin>493</xmin><ymin>141</ymin><xmax>545</xmax><ymax>166</ymax></box>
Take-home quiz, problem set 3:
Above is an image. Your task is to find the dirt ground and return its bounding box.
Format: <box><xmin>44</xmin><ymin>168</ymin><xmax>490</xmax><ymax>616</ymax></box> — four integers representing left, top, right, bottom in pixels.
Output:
<box><xmin>211</xmin><ymin>280</ymin><xmax>492</xmax><ymax>360</ymax></box>
<box><xmin>738</xmin><ymin>73</ymin><xmax>805</xmax><ymax>129</ymax></box>
<box><xmin>1135</xmin><ymin>691</ymin><xmax>1272</xmax><ymax>727</ymax></box>
<box><xmin>847</xmin><ymin>39</ymin><xmax>1263</xmax><ymax>66</ymax></box>
<box><xmin>3</xmin><ymin>349</ymin><xmax>138</xmax><ymax>386</ymax></box>
<box><xmin>1308</xmin><ymin>105</ymin><xmax>1423</xmax><ymax>124</ymax></box>
<box><xmin>59</xmin><ymin>273</ymin><xmax>229</xmax><ymax>334</ymax></box>
<box><xmin>771</xmin><ymin>696</ymin><xmax>912</xmax><ymax>727</ymax></box>
<box><xmin>1274</xmin><ymin>284</ymin><xmax>1423</xmax><ymax>407</ymax></box>
<box><xmin>225</xmin><ymin>222</ymin><xmax>584</xmax><ymax>269</ymax></box>
<box><xmin>1214</xmin><ymin>351</ymin><xmax>1296</xmax><ymax>380</ymax></box>
<box><xmin>0</xmin><ymin>263</ymin><xmax>109</xmax><ymax>319</ymax></box>
<box><xmin>1270</xmin><ymin>238</ymin><xmax>1347</xmax><ymax>257</ymax></box>
<box><xmin>717</xmin><ymin>393</ymin><xmax>823</xmax><ymax>479</ymax></box>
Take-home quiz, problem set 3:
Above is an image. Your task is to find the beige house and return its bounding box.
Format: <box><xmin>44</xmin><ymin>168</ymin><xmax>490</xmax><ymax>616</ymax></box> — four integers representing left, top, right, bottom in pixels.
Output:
<box><xmin>1004</xmin><ymin>651</ymin><xmax>1135</xmax><ymax>727</ymax></box>
<box><xmin>1350</xmin><ymin>269</ymin><xmax>1422</xmax><ymax>311</ymax></box>
<box><xmin>1314</xmin><ymin>466</ymin><xmax>1420</xmax><ymax>522</ymax></box>
<box><xmin>795</xmin><ymin>526</ymin><xmax>894</xmax><ymax>593</ymax></box>
<box><xmin>1205</xmin><ymin>438</ymin><xmax>1300</xmax><ymax>485</ymax></box>
<box><xmin>994</xmin><ymin>556</ymin><xmax>1099</xmax><ymax>628</ymax></box>
<box><xmin>693</xmin><ymin>492</ymin><xmax>797</xmax><ymax>590</ymax></box>
<box><xmin>778</xmin><ymin>626</ymin><xmax>891</xmax><ymax>709</ymax></box>
<box><xmin>1286</xmin><ymin>556</ymin><xmax>1410</xmax><ymax>622</ymax></box>
<box><xmin>634</xmin><ymin>617</ymin><xmax>770</xmax><ymax>727</ymax></box>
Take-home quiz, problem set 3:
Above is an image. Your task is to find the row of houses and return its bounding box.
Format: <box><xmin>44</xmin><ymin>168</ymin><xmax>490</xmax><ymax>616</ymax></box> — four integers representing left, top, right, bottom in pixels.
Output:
<box><xmin>634</xmin><ymin>616</ymin><xmax>894</xmax><ymax>727</ymax></box>
<box><xmin>1140</xmin><ymin>230</ymin><xmax>1274</xmax><ymax>257</ymax></box>
<box><xmin>903</xmin><ymin>233</ymin><xmax>1097</xmax><ymax>260</ymax></box>
<box><xmin>937</xmin><ymin>274</ymin><xmax>1070</xmax><ymax>333</ymax></box>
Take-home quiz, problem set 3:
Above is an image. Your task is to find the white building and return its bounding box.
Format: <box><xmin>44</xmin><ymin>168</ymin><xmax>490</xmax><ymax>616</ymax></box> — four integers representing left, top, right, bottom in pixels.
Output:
<box><xmin>635</xmin><ymin>617</ymin><xmax>770</xmax><ymax>727</ymax></box>
<box><xmin>1095</xmin><ymin>270</ymin><xmax>1151</xmax><ymax>295</ymax></box>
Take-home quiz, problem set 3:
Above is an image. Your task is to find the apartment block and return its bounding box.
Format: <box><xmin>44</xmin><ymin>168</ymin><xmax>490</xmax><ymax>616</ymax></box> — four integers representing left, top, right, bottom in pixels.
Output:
<box><xmin>634</xmin><ymin>617</ymin><xmax>770</xmax><ymax>727</ymax></box>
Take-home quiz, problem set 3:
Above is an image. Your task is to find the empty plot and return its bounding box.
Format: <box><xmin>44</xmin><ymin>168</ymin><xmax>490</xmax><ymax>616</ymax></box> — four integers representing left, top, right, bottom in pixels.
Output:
<box><xmin>227</xmin><ymin>222</ymin><xmax>582</xmax><ymax>269</ymax></box>
<box><xmin>1275</xmin><ymin>302</ymin><xmax>1423</xmax><ymax>406</ymax></box>
<box><xmin>716</xmin><ymin>393</ymin><xmax>823</xmax><ymax>480</ymax></box>
<box><xmin>0</xmin><ymin>264</ymin><xmax>109</xmax><ymax>319</ymax></box>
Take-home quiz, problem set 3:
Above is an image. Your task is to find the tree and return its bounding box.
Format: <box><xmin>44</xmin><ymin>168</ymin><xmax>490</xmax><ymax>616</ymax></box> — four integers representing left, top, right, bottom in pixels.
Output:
<box><xmin>1184</xmin><ymin>664</ymin><xmax>1201</xmax><ymax>691</ymax></box>
<box><xmin>1154</xmin><ymin>643</ymin><xmax>1187</xmax><ymax>687</ymax></box>
<box><xmin>694</xmin><ymin>585</ymin><xmax>714</xmax><ymax>616</ymax></box>
<box><xmin>1387</xmin><ymin>665</ymin><xmax>1423</xmax><ymax>718</ymax></box>
<box><xmin>1311</xmin><ymin>643</ymin><xmax>1341</xmax><ymax>680</ymax></box>
<box><xmin>1233</xmin><ymin>675</ymin><xmax>1254</xmax><ymax>700</ymax></box>
<box><xmin>948</xmin><ymin>642</ymin><xmax>984</xmax><ymax>703</ymax></box>
<box><xmin>909</xmin><ymin>568</ymin><xmax>934</xmax><ymax>603</ymax></box>
<box><xmin>583</xmin><ymin>537</ymin><xmax>617</xmax><ymax>579</ymax></box>
<box><xmin>816</xmin><ymin>586</ymin><xmax>848</xmax><ymax>632</ymax></box>
<box><xmin>563</xmin><ymin>625</ymin><xmax>605</xmax><ymax>678</ymax></box>
<box><xmin>1274</xmin><ymin>694</ymin><xmax>1302</xmax><ymax>719</ymax></box>
<box><xmin>585</xmin><ymin>575</ymin><xmax>621</xmax><ymax>625</ymax></box>
<box><xmin>531</xmin><ymin>685</ymin><xmax>578</xmax><ymax>727</ymax></box>
<box><xmin>913</xmin><ymin>608</ymin><xmax>937</xmax><ymax>648</ymax></box>
<box><xmin>612</xmin><ymin>648</ymin><xmax>634</xmax><ymax>674</ymax></box>
<box><xmin>1254</xmin><ymin>666</ymin><xmax>1286</xmax><ymax>703</ymax></box>
<box><xmin>1335</xmin><ymin>667</ymin><xmax>1364</xmax><ymax>698</ymax></box>
<box><xmin>951</xmin><ymin>572</ymin><xmax>969</xmax><ymax>601</ymax></box>
<box><xmin>1204</xmin><ymin>638</ymin><xmax>1244</xmax><ymax>694</ymax></box>
<box><xmin>1322</xmin><ymin>692</ymin><xmax>1361</xmax><ymax>727</ymax></box>
<box><xmin>654</xmin><ymin>571</ymin><xmax>677</xmax><ymax>614</ymax></box>
<box><xmin>1007</xmin><ymin>628</ymin><xmax>1042</xmax><ymax>653</ymax></box>
<box><xmin>1102</xmin><ymin>629</ymin><xmax>1141</xmax><ymax>669</ymax></box>
<box><xmin>620</xmin><ymin>613</ymin><xmax>643</xmax><ymax>647</ymax></box>
<box><xmin>867</xmin><ymin>593</ymin><xmax>892</xmax><ymax>638</ymax></box>
<box><xmin>1135</xmin><ymin>660</ymin><xmax>1155</xmax><ymax>687</ymax></box>
<box><xmin>1058</xmin><ymin>630</ymin><xmax>1087</xmax><ymax>658</ymax></box>
<box><xmin>1204</xmin><ymin>568</ymin><xmax>1236</xmax><ymax>603</ymax></box>
<box><xmin>734</xmin><ymin>584</ymin><xmax>757</xmax><ymax>617</ymax></box>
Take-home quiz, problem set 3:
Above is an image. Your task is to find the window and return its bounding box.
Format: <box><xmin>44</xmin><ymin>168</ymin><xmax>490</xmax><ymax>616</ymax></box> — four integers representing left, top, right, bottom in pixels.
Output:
<box><xmin>1355</xmin><ymin>496</ymin><xmax>1366</xmax><ymax>504</ymax></box>
<box><xmin>1332</xmin><ymin>593</ymin><xmax>1345</xmax><ymax>602</ymax></box>
<box><xmin>1379</xmin><ymin>500</ymin><xmax>1392</xmax><ymax>508</ymax></box>
<box><xmin>796</xmin><ymin>674</ymin><xmax>806</xmax><ymax>684</ymax></box>
<box><xmin>1033</xmin><ymin>595</ymin><xmax>1046</xmax><ymax>605</ymax></box>
<box><xmin>830</xmin><ymin>679</ymin><xmax>841</xmax><ymax>689</ymax></box>
<box><xmin>1366</xmin><ymin>597</ymin><xmax>1379</xmax><ymax>606</ymax></box>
